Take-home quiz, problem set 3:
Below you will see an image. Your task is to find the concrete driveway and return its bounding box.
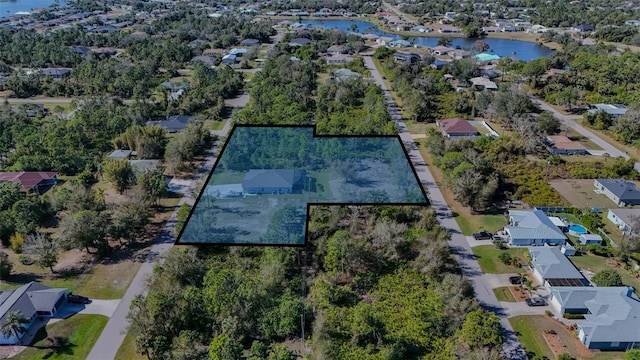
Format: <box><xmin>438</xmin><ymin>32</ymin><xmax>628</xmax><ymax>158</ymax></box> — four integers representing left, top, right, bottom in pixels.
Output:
<box><xmin>55</xmin><ymin>299</ymin><xmax>121</xmax><ymax>319</ymax></box>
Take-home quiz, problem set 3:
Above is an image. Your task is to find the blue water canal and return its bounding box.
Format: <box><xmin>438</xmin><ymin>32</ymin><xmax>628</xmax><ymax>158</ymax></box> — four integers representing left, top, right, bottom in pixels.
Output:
<box><xmin>302</xmin><ymin>19</ymin><xmax>554</xmax><ymax>61</ymax></box>
<box><xmin>0</xmin><ymin>0</ymin><xmax>66</xmax><ymax>18</ymax></box>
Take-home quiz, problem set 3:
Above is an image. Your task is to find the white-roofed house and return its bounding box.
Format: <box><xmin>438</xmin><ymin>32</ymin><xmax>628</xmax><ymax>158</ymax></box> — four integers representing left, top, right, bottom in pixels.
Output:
<box><xmin>549</xmin><ymin>286</ymin><xmax>640</xmax><ymax>350</ymax></box>
<box><xmin>505</xmin><ymin>209</ymin><xmax>567</xmax><ymax>246</ymax></box>
<box><xmin>607</xmin><ymin>208</ymin><xmax>640</xmax><ymax>235</ymax></box>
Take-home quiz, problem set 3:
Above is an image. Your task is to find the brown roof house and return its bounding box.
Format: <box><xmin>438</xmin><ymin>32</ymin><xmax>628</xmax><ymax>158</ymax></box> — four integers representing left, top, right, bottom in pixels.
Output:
<box><xmin>546</xmin><ymin>135</ymin><xmax>587</xmax><ymax>155</ymax></box>
<box><xmin>0</xmin><ymin>172</ymin><xmax>57</xmax><ymax>193</ymax></box>
<box><xmin>437</xmin><ymin>118</ymin><xmax>480</xmax><ymax>140</ymax></box>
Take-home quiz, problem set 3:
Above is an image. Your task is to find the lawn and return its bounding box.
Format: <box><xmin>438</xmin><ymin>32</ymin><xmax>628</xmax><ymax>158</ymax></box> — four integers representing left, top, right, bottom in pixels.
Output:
<box><xmin>203</xmin><ymin>119</ymin><xmax>226</xmax><ymax>131</ymax></box>
<box><xmin>208</xmin><ymin>169</ymin><xmax>246</xmax><ymax>185</ymax></box>
<box><xmin>570</xmin><ymin>254</ymin><xmax>640</xmax><ymax>294</ymax></box>
<box><xmin>15</xmin><ymin>315</ymin><xmax>108</xmax><ymax>360</ymax></box>
<box><xmin>548</xmin><ymin>179</ymin><xmax>618</xmax><ymax>209</ymax></box>
<box><xmin>115</xmin><ymin>331</ymin><xmax>145</xmax><ymax>360</ymax></box>
<box><xmin>72</xmin><ymin>260</ymin><xmax>141</xmax><ymax>299</ymax></box>
<box><xmin>567</xmin><ymin>129</ymin><xmax>604</xmax><ymax>150</ymax></box>
<box><xmin>471</xmin><ymin>245</ymin><xmax>529</xmax><ymax>274</ymax></box>
<box><xmin>493</xmin><ymin>286</ymin><xmax>516</xmax><ymax>302</ymax></box>
<box><xmin>415</xmin><ymin>140</ymin><xmax>508</xmax><ymax>235</ymax></box>
<box><xmin>509</xmin><ymin>315</ymin><xmax>626</xmax><ymax>360</ymax></box>
<box><xmin>404</xmin><ymin>121</ymin><xmax>434</xmax><ymax>135</ymax></box>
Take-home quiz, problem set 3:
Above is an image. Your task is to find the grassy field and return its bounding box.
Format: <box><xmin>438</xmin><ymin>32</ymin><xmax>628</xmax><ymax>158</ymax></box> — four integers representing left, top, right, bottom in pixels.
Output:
<box><xmin>404</xmin><ymin>121</ymin><xmax>434</xmax><ymax>135</ymax></box>
<box><xmin>493</xmin><ymin>286</ymin><xmax>516</xmax><ymax>302</ymax></box>
<box><xmin>15</xmin><ymin>315</ymin><xmax>108</xmax><ymax>360</ymax></box>
<box><xmin>73</xmin><ymin>260</ymin><xmax>141</xmax><ymax>299</ymax></box>
<box><xmin>208</xmin><ymin>169</ymin><xmax>245</xmax><ymax>185</ymax></box>
<box><xmin>548</xmin><ymin>179</ymin><xmax>618</xmax><ymax>209</ymax></box>
<box><xmin>509</xmin><ymin>315</ymin><xmax>558</xmax><ymax>359</ymax></box>
<box><xmin>415</xmin><ymin>140</ymin><xmax>508</xmax><ymax>235</ymax></box>
<box><xmin>570</xmin><ymin>254</ymin><xmax>640</xmax><ymax>293</ymax></box>
<box><xmin>115</xmin><ymin>331</ymin><xmax>145</xmax><ymax>360</ymax></box>
<box><xmin>203</xmin><ymin>119</ymin><xmax>226</xmax><ymax>131</ymax></box>
<box><xmin>471</xmin><ymin>245</ymin><xmax>529</xmax><ymax>274</ymax></box>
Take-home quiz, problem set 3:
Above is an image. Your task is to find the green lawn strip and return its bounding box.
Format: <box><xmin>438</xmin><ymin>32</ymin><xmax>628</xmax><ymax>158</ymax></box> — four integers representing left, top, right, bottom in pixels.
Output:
<box><xmin>15</xmin><ymin>314</ymin><xmax>108</xmax><ymax>360</ymax></box>
<box><xmin>115</xmin><ymin>330</ymin><xmax>145</xmax><ymax>360</ymax></box>
<box><xmin>72</xmin><ymin>260</ymin><xmax>142</xmax><ymax>299</ymax></box>
<box><xmin>208</xmin><ymin>170</ymin><xmax>246</xmax><ymax>185</ymax></box>
<box><xmin>493</xmin><ymin>287</ymin><xmax>516</xmax><ymax>302</ymax></box>
<box><xmin>570</xmin><ymin>254</ymin><xmax>640</xmax><ymax>294</ymax></box>
<box><xmin>471</xmin><ymin>245</ymin><xmax>528</xmax><ymax>274</ymax></box>
<box><xmin>566</xmin><ymin>129</ymin><xmax>604</xmax><ymax>150</ymax></box>
<box><xmin>508</xmin><ymin>316</ymin><xmax>554</xmax><ymax>359</ymax></box>
<box><xmin>203</xmin><ymin>119</ymin><xmax>225</xmax><ymax>131</ymax></box>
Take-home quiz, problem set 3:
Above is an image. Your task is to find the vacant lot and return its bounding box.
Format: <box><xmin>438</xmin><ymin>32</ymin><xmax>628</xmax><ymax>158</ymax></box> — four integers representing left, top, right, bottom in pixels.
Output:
<box><xmin>571</xmin><ymin>254</ymin><xmax>640</xmax><ymax>294</ymax></box>
<box><xmin>15</xmin><ymin>315</ymin><xmax>108</xmax><ymax>360</ymax></box>
<box><xmin>549</xmin><ymin>179</ymin><xmax>618</xmax><ymax>209</ymax></box>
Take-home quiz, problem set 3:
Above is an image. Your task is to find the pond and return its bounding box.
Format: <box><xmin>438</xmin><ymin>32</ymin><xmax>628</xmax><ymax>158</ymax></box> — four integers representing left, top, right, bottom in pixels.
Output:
<box><xmin>301</xmin><ymin>19</ymin><xmax>554</xmax><ymax>61</ymax></box>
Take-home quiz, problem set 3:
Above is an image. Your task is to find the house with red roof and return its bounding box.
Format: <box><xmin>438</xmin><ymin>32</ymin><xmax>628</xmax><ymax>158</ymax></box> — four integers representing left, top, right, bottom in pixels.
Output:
<box><xmin>437</xmin><ymin>118</ymin><xmax>480</xmax><ymax>140</ymax></box>
<box><xmin>0</xmin><ymin>172</ymin><xmax>58</xmax><ymax>193</ymax></box>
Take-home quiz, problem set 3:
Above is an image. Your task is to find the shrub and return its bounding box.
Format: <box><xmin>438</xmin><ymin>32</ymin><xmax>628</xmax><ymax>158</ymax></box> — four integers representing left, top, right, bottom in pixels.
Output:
<box><xmin>9</xmin><ymin>233</ymin><xmax>24</xmax><ymax>253</ymax></box>
<box><xmin>592</xmin><ymin>269</ymin><xmax>624</xmax><ymax>287</ymax></box>
<box><xmin>558</xmin><ymin>354</ymin><xmax>573</xmax><ymax>360</ymax></box>
<box><xmin>545</xmin><ymin>310</ymin><xmax>553</xmax><ymax>317</ymax></box>
<box><xmin>0</xmin><ymin>252</ymin><xmax>11</xmax><ymax>280</ymax></box>
<box><xmin>18</xmin><ymin>255</ymin><xmax>33</xmax><ymax>265</ymax></box>
<box><xmin>563</xmin><ymin>313</ymin><xmax>585</xmax><ymax>319</ymax></box>
<box><xmin>498</xmin><ymin>251</ymin><xmax>512</xmax><ymax>265</ymax></box>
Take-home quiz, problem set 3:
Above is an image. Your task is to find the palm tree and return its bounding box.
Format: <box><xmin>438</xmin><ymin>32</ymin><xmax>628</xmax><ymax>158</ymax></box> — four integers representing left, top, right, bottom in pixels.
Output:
<box><xmin>1</xmin><ymin>311</ymin><xmax>29</xmax><ymax>345</ymax></box>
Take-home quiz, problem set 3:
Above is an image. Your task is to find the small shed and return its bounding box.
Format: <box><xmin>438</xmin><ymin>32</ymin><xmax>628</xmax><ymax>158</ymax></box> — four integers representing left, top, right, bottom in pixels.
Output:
<box><xmin>561</xmin><ymin>243</ymin><xmax>576</xmax><ymax>256</ymax></box>
<box><xmin>578</xmin><ymin>233</ymin><xmax>603</xmax><ymax>245</ymax></box>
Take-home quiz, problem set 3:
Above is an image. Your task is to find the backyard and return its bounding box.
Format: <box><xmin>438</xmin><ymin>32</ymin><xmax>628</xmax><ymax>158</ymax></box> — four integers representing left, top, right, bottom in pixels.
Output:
<box><xmin>14</xmin><ymin>315</ymin><xmax>108</xmax><ymax>360</ymax></box>
<box><xmin>471</xmin><ymin>245</ymin><xmax>529</xmax><ymax>274</ymax></box>
<box><xmin>549</xmin><ymin>179</ymin><xmax>619</xmax><ymax>209</ymax></box>
<box><xmin>570</xmin><ymin>253</ymin><xmax>640</xmax><ymax>294</ymax></box>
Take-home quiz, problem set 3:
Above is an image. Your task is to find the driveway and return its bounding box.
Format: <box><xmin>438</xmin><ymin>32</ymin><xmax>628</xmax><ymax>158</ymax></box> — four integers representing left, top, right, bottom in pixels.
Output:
<box><xmin>56</xmin><ymin>299</ymin><xmax>121</xmax><ymax>319</ymax></box>
<box><xmin>363</xmin><ymin>56</ymin><xmax>527</xmax><ymax>359</ymax></box>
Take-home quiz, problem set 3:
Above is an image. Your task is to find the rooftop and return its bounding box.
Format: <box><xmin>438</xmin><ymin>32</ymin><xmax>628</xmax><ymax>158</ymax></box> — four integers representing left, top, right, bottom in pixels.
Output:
<box><xmin>0</xmin><ymin>171</ymin><xmax>57</xmax><ymax>192</ymax></box>
<box><xmin>438</xmin><ymin>118</ymin><xmax>479</xmax><ymax>135</ymax></box>
<box><xmin>547</xmin><ymin>135</ymin><xmax>587</xmax><ymax>151</ymax></box>
<box><xmin>608</xmin><ymin>208</ymin><xmax>640</xmax><ymax>225</ymax></box>
<box><xmin>596</xmin><ymin>179</ymin><xmax>640</xmax><ymax>201</ymax></box>
<box><xmin>530</xmin><ymin>246</ymin><xmax>587</xmax><ymax>282</ymax></box>
<box><xmin>507</xmin><ymin>209</ymin><xmax>567</xmax><ymax>242</ymax></box>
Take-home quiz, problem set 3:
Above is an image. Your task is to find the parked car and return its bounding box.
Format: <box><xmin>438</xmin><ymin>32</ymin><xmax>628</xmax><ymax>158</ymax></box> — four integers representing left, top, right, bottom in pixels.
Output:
<box><xmin>67</xmin><ymin>294</ymin><xmax>90</xmax><ymax>304</ymax></box>
<box><xmin>526</xmin><ymin>297</ymin><xmax>546</xmax><ymax>307</ymax></box>
<box><xmin>509</xmin><ymin>275</ymin><xmax>525</xmax><ymax>285</ymax></box>
<box><xmin>473</xmin><ymin>231</ymin><xmax>493</xmax><ymax>240</ymax></box>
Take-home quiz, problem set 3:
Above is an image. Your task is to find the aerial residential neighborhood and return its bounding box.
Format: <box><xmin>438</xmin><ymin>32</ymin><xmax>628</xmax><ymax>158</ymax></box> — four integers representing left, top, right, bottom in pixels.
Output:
<box><xmin>0</xmin><ymin>0</ymin><xmax>640</xmax><ymax>359</ymax></box>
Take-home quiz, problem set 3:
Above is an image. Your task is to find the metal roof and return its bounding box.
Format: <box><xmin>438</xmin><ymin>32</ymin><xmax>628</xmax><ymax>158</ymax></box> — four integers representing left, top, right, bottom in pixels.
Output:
<box><xmin>507</xmin><ymin>210</ymin><xmax>567</xmax><ymax>242</ymax></box>
<box><xmin>596</xmin><ymin>179</ymin><xmax>640</xmax><ymax>201</ymax></box>
<box><xmin>530</xmin><ymin>246</ymin><xmax>585</xmax><ymax>280</ymax></box>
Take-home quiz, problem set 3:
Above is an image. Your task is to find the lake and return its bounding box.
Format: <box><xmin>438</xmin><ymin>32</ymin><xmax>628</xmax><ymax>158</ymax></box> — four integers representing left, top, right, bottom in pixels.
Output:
<box><xmin>0</xmin><ymin>0</ymin><xmax>66</xmax><ymax>18</ymax></box>
<box><xmin>301</xmin><ymin>19</ymin><xmax>554</xmax><ymax>61</ymax></box>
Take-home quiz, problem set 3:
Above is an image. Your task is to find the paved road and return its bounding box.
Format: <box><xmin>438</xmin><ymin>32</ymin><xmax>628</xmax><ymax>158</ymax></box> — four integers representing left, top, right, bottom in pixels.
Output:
<box><xmin>87</xmin><ymin>145</ymin><xmax>221</xmax><ymax>360</ymax></box>
<box><xmin>363</xmin><ymin>56</ymin><xmax>527</xmax><ymax>359</ymax></box>
<box><xmin>532</xmin><ymin>97</ymin><xmax>640</xmax><ymax>173</ymax></box>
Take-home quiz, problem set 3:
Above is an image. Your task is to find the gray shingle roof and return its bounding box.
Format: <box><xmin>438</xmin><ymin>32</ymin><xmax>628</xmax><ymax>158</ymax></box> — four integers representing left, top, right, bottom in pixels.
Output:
<box><xmin>0</xmin><ymin>282</ymin><xmax>66</xmax><ymax>322</ymax></box>
<box><xmin>596</xmin><ymin>179</ymin><xmax>640</xmax><ymax>202</ymax></box>
<box><xmin>530</xmin><ymin>246</ymin><xmax>585</xmax><ymax>280</ymax></box>
<box><xmin>507</xmin><ymin>210</ymin><xmax>567</xmax><ymax>242</ymax></box>
<box><xmin>242</xmin><ymin>169</ymin><xmax>302</xmax><ymax>189</ymax></box>
<box><xmin>580</xmin><ymin>289</ymin><xmax>640</xmax><ymax>344</ymax></box>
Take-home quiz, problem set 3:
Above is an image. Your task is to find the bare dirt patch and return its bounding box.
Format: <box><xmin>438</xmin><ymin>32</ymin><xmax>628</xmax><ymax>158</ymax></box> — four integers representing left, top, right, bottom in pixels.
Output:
<box><xmin>549</xmin><ymin>179</ymin><xmax>618</xmax><ymax>209</ymax></box>
<box><xmin>529</xmin><ymin>315</ymin><xmax>593</xmax><ymax>359</ymax></box>
<box><xmin>509</xmin><ymin>286</ymin><xmax>529</xmax><ymax>302</ymax></box>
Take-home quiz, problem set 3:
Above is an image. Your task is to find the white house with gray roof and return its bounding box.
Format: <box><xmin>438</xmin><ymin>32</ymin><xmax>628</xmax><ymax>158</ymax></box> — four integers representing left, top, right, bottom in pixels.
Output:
<box><xmin>505</xmin><ymin>209</ymin><xmax>567</xmax><ymax>246</ymax></box>
<box><xmin>595</xmin><ymin>179</ymin><xmax>640</xmax><ymax>206</ymax></box>
<box><xmin>607</xmin><ymin>208</ymin><xmax>640</xmax><ymax>235</ymax></box>
<box><xmin>0</xmin><ymin>282</ymin><xmax>67</xmax><ymax>344</ymax></box>
<box><xmin>529</xmin><ymin>246</ymin><xmax>590</xmax><ymax>288</ymax></box>
<box><xmin>550</xmin><ymin>286</ymin><xmax>640</xmax><ymax>350</ymax></box>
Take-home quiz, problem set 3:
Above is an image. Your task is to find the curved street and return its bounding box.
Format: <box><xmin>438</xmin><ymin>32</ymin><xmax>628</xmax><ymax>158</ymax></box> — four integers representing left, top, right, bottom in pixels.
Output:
<box><xmin>363</xmin><ymin>55</ymin><xmax>527</xmax><ymax>359</ymax></box>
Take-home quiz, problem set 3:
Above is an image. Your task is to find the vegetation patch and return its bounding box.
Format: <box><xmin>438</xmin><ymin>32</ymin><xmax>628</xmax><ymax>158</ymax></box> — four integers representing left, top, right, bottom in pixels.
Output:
<box><xmin>14</xmin><ymin>314</ymin><xmax>108</xmax><ymax>360</ymax></box>
<box><xmin>471</xmin><ymin>245</ymin><xmax>528</xmax><ymax>274</ymax></box>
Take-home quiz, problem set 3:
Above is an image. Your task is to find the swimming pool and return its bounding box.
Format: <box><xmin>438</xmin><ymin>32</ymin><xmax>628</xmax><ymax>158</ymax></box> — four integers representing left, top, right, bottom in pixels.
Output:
<box><xmin>568</xmin><ymin>224</ymin><xmax>588</xmax><ymax>236</ymax></box>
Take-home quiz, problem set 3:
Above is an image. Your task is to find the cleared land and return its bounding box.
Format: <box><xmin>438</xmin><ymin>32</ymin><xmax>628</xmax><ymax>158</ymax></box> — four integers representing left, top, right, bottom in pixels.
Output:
<box><xmin>14</xmin><ymin>315</ymin><xmax>108</xmax><ymax>360</ymax></box>
<box><xmin>549</xmin><ymin>179</ymin><xmax>619</xmax><ymax>209</ymax></box>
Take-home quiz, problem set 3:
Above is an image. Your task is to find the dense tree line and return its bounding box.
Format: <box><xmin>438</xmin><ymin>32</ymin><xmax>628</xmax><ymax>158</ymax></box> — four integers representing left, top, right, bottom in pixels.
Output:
<box><xmin>129</xmin><ymin>206</ymin><xmax>503</xmax><ymax>359</ymax></box>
